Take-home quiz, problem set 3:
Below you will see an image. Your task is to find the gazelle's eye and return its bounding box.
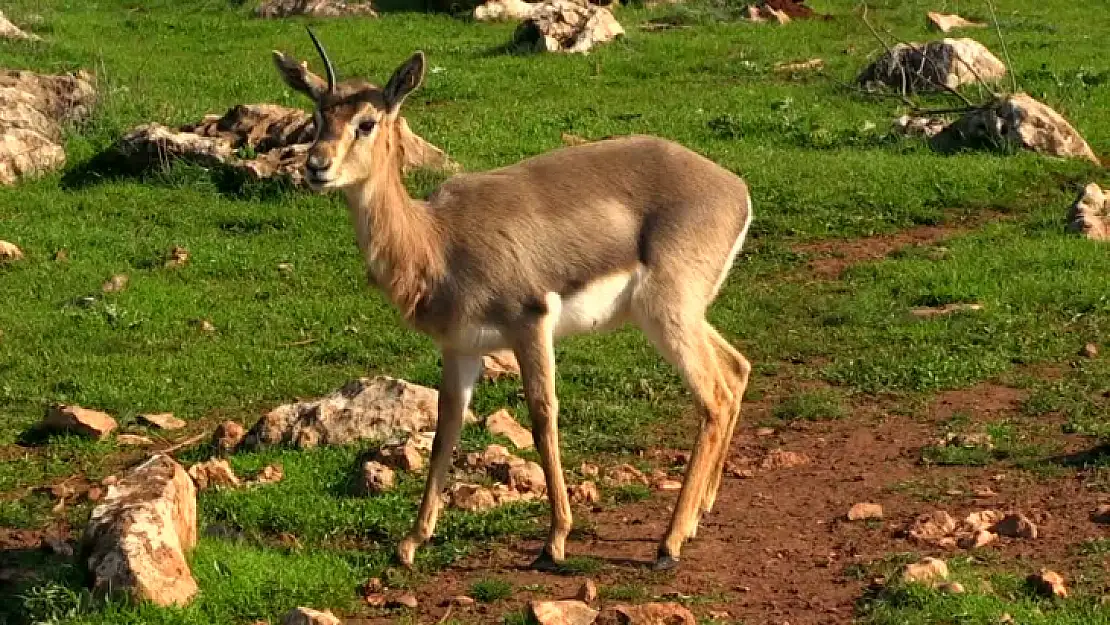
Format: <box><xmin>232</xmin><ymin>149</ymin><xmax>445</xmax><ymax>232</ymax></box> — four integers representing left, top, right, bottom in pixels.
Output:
<box><xmin>357</xmin><ymin>119</ymin><xmax>376</xmax><ymax>136</ymax></box>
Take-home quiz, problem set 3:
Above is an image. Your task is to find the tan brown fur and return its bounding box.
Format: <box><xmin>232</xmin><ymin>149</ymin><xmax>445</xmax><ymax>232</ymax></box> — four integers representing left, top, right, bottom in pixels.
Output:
<box><xmin>273</xmin><ymin>42</ymin><xmax>754</xmax><ymax>571</ymax></box>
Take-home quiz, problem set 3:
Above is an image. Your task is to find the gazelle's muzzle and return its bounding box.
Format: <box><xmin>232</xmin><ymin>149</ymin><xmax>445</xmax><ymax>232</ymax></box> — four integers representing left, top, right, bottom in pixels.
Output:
<box><xmin>304</xmin><ymin>151</ymin><xmax>334</xmax><ymax>187</ymax></box>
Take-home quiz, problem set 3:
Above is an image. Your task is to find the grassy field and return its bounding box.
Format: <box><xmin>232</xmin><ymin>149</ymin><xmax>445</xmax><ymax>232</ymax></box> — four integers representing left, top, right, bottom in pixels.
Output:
<box><xmin>1</xmin><ymin>0</ymin><xmax>1109</xmax><ymax>623</ymax></box>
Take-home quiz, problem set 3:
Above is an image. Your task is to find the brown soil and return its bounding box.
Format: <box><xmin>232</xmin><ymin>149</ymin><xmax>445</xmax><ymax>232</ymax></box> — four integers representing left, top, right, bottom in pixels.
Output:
<box><xmin>3</xmin><ymin>366</ymin><xmax>1105</xmax><ymax>624</ymax></box>
<box><xmin>792</xmin><ymin>211</ymin><xmax>1008</xmax><ymax>279</ymax></box>
<box><xmin>927</xmin><ymin>383</ymin><xmax>1028</xmax><ymax>422</ymax></box>
<box><xmin>341</xmin><ymin>380</ymin><xmax>1108</xmax><ymax>624</ymax></box>
<box><xmin>794</xmin><ymin>224</ymin><xmax>963</xmax><ymax>279</ymax></box>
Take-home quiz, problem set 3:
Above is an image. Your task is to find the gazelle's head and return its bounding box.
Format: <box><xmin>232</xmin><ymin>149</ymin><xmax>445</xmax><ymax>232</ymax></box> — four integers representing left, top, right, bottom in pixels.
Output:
<box><xmin>273</xmin><ymin>30</ymin><xmax>425</xmax><ymax>190</ymax></box>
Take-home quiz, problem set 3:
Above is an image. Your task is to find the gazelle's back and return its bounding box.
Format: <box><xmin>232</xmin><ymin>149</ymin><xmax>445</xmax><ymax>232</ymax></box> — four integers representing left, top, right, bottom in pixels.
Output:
<box><xmin>427</xmin><ymin>135</ymin><xmax>751</xmax><ymax>323</ymax></box>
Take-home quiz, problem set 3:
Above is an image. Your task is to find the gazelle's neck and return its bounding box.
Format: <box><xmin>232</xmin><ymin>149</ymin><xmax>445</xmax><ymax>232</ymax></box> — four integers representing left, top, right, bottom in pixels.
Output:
<box><xmin>343</xmin><ymin>123</ymin><xmax>445</xmax><ymax>320</ymax></box>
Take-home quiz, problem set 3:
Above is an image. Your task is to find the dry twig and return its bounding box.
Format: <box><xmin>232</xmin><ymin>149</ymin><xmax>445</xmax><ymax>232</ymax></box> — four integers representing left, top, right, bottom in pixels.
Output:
<box><xmin>985</xmin><ymin>0</ymin><xmax>1019</xmax><ymax>94</ymax></box>
<box><xmin>858</xmin><ymin>2</ymin><xmax>981</xmax><ymax>109</ymax></box>
<box><xmin>159</xmin><ymin>432</ymin><xmax>207</xmax><ymax>455</ymax></box>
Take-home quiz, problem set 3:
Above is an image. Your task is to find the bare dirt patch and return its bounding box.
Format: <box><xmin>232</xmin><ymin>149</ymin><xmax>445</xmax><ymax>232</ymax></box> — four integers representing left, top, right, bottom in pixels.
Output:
<box><xmin>792</xmin><ymin>212</ymin><xmax>1006</xmax><ymax>279</ymax></box>
<box><xmin>927</xmin><ymin>383</ymin><xmax>1028</xmax><ymax>423</ymax></box>
<box><xmin>795</xmin><ymin>224</ymin><xmax>964</xmax><ymax>279</ymax></box>
<box><xmin>340</xmin><ymin>378</ymin><xmax>1107</xmax><ymax>624</ymax></box>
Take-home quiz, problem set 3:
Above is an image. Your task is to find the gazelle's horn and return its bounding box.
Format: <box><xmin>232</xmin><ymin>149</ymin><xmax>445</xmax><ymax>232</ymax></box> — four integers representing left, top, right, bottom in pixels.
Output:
<box><xmin>306</xmin><ymin>27</ymin><xmax>336</xmax><ymax>94</ymax></box>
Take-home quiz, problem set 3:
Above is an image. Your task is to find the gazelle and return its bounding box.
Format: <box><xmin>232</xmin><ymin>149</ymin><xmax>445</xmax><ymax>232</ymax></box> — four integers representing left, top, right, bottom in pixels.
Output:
<box><xmin>272</xmin><ymin>31</ymin><xmax>753</xmax><ymax>571</ymax></box>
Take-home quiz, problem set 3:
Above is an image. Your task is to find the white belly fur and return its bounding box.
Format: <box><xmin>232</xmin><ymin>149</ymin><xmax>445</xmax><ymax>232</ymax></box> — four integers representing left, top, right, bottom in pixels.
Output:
<box><xmin>551</xmin><ymin>269</ymin><xmax>639</xmax><ymax>338</ymax></box>
<box><xmin>448</xmin><ymin>268</ymin><xmax>641</xmax><ymax>352</ymax></box>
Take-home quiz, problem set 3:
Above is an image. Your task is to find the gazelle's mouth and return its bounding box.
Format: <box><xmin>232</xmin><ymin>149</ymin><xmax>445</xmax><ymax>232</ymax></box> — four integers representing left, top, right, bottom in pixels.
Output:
<box><xmin>304</xmin><ymin>168</ymin><xmax>335</xmax><ymax>189</ymax></box>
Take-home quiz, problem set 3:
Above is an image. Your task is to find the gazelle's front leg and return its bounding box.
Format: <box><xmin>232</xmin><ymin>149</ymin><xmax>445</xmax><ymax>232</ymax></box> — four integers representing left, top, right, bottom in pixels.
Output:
<box><xmin>398</xmin><ymin>349</ymin><xmax>482</xmax><ymax>567</ymax></box>
<box><xmin>513</xmin><ymin>304</ymin><xmax>572</xmax><ymax>569</ymax></box>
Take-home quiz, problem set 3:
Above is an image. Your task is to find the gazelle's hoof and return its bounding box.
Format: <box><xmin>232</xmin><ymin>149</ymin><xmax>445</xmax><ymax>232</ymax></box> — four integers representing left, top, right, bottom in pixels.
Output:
<box><xmin>530</xmin><ymin>548</ymin><xmax>562</xmax><ymax>572</ymax></box>
<box><xmin>397</xmin><ymin>536</ymin><xmax>419</xmax><ymax>568</ymax></box>
<box><xmin>653</xmin><ymin>548</ymin><xmax>680</xmax><ymax>571</ymax></box>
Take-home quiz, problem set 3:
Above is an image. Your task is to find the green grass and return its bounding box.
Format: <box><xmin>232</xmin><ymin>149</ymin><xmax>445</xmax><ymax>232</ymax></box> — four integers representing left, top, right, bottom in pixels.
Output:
<box><xmin>2</xmin><ymin>0</ymin><xmax>1110</xmax><ymax>623</ymax></box>
<box><xmin>468</xmin><ymin>578</ymin><xmax>514</xmax><ymax>603</ymax></box>
<box><xmin>599</xmin><ymin>583</ymin><xmax>651</xmax><ymax>602</ymax></box>
<box><xmin>553</xmin><ymin>556</ymin><xmax>605</xmax><ymax>576</ymax></box>
<box><xmin>859</xmin><ymin>556</ymin><xmax>1110</xmax><ymax>625</ymax></box>
<box><xmin>862</xmin><ymin>575</ymin><xmax>1110</xmax><ymax>625</ymax></box>
<box><xmin>771</xmin><ymin>388</ymin><xmax>847</xmax><ymax>421</ymax></box>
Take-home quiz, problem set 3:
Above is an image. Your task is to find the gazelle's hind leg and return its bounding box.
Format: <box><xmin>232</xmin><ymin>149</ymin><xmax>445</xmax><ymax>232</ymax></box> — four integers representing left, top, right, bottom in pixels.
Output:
<box><xmin>700</xmin><ymin>326</ymin><xmax>751</xmax><ymax>516</ymax></box>
<box><xmin>634</xmin><ymin>300</ymin><xmax>735</xmax><ymax>570</ymax></box>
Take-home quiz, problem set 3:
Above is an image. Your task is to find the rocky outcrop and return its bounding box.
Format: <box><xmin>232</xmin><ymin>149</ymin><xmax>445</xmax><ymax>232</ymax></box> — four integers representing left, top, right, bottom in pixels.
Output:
<box><xmin>901</xmin><ymin>557</ymin><xmax>949</xmax><ymax>585</ymax></box>
<box><xmin>0</xmin><ymin>69</ymin><xmax>96</xmax><ymax>184</ymax></box>
<box><xmin>137</xmin><ymin>412</ymin><xmax>186</xmax><ymax>430</ymax></box>
<box><xmin>602</xmin><ymin>602</ymin><xmax>697</xmax><ymax>624</ymax></box>
<box><xmin>82</xmin><ymin>455</ymin><xmax>198</xmax><ymax>606</ymax></box>
<box><xmin>255</xmin><ymin>0</ymin><xmax>378</xmax><ymax>18</ymax></box>
<box><xmin>486</xmin><ymin>409</ymin><xmax>534</xmax><ymax>449</ymax></box>
<box><xmin>0</xmin><ymin>240</ymin><xmax>23</xmax><ymax>261</ymax></box>
<box><xmin>42</xmin><ymin>404</ymin><xmax>117</xmax><ymax>439</ymax></box>
<box><xmin>926</xmin><ymin>12</ymin><xmax>985</xmax><ymax>33</ymax></box>
<box><xmin>744</xmin><ymin>0</ymin><xmax>825</xmax><ymax>23</ymax></box>
<box><xmin>531</xmin><ymin>600</ymin><xmax>599</xmax><ymax>625</ymax></box>
<box><xmin>0</xmin><ymin>10</ymin><xmax>39</xmax><ymax>40</ymax></box>
<box><xmin>858</xmin><ymin>38</ymin><xmax>1006</xmax><ymax>93</ymax></box>
<box><xmin>1068</xmin><ymin>183</ymin><xmax>1109</xmax><ymax>241</ymax></box>
<box><xmin>482</xmin><ymin>349</ymin><xmax>520</xmax><ymax>381</ymax></box>
<box><xmin>187</xmin><ymin>459</ymin><xmax>241</xmax><ymax>490</ymax></box>
<box><xmin>893</xmin><ymin>115</ymin><xmax>948</xmax><ymax>138</ymax></box>
<box><xmin>212</xmin><ymin>420</ymin><xmax>247</xmax><ymax>455</ymax></box>
<box><xmin>475</xmin><ymin>0</ymin><xmax>539</xmax><ymax>21</ymax></box>
<box><xmin>448</xmin><ymin>443</ymin><xmax>554</xmax><ymax>511</ymax></box>
<box><xmin>281</xmin><ymin>607</ymin><xmax>343</xmax><ymax>625</ymax></box>
<box><xmin>474</xmin><ymin>0</ymin><xmax>619</xmax><ymax>21</ymax></box>
<box><xmin>361</xmin><ymin>460</ymin><xmax>396</xmax><ymax>494</ymax></box>
<box><xmin>243</xmin><ymin>376</ymin><xmax>475</xmax><ymax>450</ymax></box>
<box><xmin>512</xmin><ymin>1</ymin><xmax>623</xmax><ymax>54</ymax></box>
<box><xmin>931</xmin><ymin>93</ymin><xmax>1099</xmax><ymax>163</ymax></box>
<box><xmin>114</xmin><ymin>104</ymin><xmax>457</xmax><ymax>186</ymax></box>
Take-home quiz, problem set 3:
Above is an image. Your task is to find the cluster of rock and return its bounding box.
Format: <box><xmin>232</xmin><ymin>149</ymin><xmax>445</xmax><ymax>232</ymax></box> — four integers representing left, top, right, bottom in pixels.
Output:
<box><xmin>448</xmin><ymin>443</ymin><xmax>550</xmax><ymax>510</ymax></box>
<box><xmin>1069</xmin><ymin>183</ymin><xmax>1109</xmax><ymax>241</ymax></box>
<box><xmin>113</xmin><ymin>104</ymin><xmax>458</xmax><ymax>187</ymax></box>
<box><xmin>254</xmin><ymin>0</ymin><xmax>378</xmax><ymax>18</ymax></box>
<box><xmin>906</xmin><ymin>509</ymin><xmax>1037</xmax><ymax>551</ymax></box>
<box><xmin>511</xmin><ymin>0</ymin><xmax>624</xmax><ymax>54</ymax></box>
<box><xmin>933</xmin><ymin>93</ymin><xmax>1100</xmax><ymax>163</ymax></box>
<box><xmin>241</xmin><ymin>375</ymin><xmax>475</xmax><ymax>450</ymax></box>
<box><xmin>289</xmin><ymin>588</ymin><xmax>698</xmax><ymax>625</ymax></box>
<box><xmin>472</xmin><ymin>0</ymin><xmax>624</xmax><ymax>54</ymax></box>
<box><xmin>530</xmin><ymin>589</ymin><xmax>697</xmax><ymax>625</ymax></box>
<box><xmin>892</xmin><ymin>94</ymin><xmax>1100</xmax><ymax>164</ymax></box>
<box><xmin>858</xmin><ymin>38</ymin><xmax>1006</xmax><ymax>93</ymax></box>
<box><xmin>82</xmin><ymin>455</ymin><xmax>199</xmax><ymax>606</ymax></box>
<box><xmin>474</xmin><ymin>0</ymin><xmax>541</xmax><ymax>20</ymax></box>
<box><xmin>743</xmin><ymin>0</ymin><xmax>821</xmax><ymax>24</ymax></box>
<box><xmin>0</xmin><ymin>69</ymin><xmax>97</xmax><ymax>185</ymax></box>
<box><xmin>67</xmin><ymin>372</ymin><xmax>491</xmax><ymax>607</ymax></box>
<box><xmin>859</xmin><ymin>36</ymin><xmax>1099</xmax><ymax>165</ymax></box>
<box><xmin>37</xmin><ymin>404</ymin><xmax>191</xmax><ymax>442</ymax></box>
<box><xmin>898</xmin><ymin>555</ymin><xmax>1066</xmax><ymax>599</ymax></box>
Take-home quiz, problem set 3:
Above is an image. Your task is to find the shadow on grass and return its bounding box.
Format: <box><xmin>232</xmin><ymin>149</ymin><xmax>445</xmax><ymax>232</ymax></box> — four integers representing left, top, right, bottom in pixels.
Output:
<box><xmin>60</xmin><ymin>150</ymin><xmax>299</xmax><ymax>202</ymax></box>
<box><xmin>1046</xmin><ymin>443</ymin><xmax>1110</xmax><ymax>468</ymax></box>
<box><xmin>15</xmin><ymin>423</ymin><xmax>58</xmax><ymax>448</ymax></box>
<box><xmin>0</xmin><ymin>543</ymin><xmax>90</xmax><ymax>625</ymax></box>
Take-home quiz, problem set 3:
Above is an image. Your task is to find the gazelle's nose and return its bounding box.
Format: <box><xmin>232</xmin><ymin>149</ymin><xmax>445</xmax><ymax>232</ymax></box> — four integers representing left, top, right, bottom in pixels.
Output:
<box><xmin>306</xmin><ymin>154</ymin><xmax>332</xmax><ymax>172</ymax></box>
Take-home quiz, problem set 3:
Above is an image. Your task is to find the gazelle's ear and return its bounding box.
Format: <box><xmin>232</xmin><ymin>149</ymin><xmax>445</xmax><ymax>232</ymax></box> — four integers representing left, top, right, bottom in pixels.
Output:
<box><xmin>382</xmin><ymin>51</ymin><xmax>426</xmax><ymax>116</ymax></box>
<box><xmin>272</xmin><ymin>51</ymin><xmax>327</xmax><ymax>100</ymax></box>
